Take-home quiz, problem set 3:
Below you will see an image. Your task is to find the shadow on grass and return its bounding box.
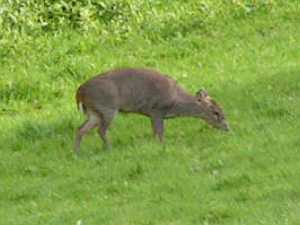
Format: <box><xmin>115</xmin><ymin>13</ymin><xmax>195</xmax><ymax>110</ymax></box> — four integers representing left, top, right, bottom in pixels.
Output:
<box><xmin>6</xmin><ymin>116</ymin><xmax>77</xmax><ymax>153</ymax></box>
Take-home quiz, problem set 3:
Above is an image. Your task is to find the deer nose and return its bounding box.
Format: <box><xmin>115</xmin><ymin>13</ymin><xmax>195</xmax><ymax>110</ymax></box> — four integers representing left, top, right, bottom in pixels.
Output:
<box><xmin>222</xmin><ymin>121</ymin><xmax>230</xmax><ymax>131</ymax></box>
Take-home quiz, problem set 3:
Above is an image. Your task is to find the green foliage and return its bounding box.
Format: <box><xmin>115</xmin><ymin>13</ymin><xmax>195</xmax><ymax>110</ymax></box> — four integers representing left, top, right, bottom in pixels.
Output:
<box><xmin>1</xmin><ymin>1</ymin><xmax>300</xmax><ymax>225</ymax></box>
<box><xmin>1</xmin><ymin>0</ymin><xmax>276</xmax><ymax>42</ymax></box>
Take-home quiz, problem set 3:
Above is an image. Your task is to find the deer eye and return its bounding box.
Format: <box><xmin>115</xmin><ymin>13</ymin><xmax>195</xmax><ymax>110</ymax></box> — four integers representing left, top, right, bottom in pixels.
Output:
<box><xmin>214</xmin><ymin>111</ymin><xmax>220</xmax><ymax>118</ymax></box>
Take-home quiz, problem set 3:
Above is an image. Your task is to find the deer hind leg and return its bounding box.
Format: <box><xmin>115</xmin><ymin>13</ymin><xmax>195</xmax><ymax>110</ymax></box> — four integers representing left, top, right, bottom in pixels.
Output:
<box><xmin>97</xmin><ymin>109</ymin><xmax>117</xmax><ymax>150</ymax></box>
<box><xmin>74</xmin><ymin>111</ymin><xmax>99</xmax><ymax>154</ymax></box>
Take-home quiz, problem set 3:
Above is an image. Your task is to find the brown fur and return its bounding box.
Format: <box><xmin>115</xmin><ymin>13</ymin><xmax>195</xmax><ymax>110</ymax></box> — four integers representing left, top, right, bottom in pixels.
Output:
<box><xmin>74</xmin><ymin>68</ymin><xmax>229</xmax><ymax>153</ymax></box>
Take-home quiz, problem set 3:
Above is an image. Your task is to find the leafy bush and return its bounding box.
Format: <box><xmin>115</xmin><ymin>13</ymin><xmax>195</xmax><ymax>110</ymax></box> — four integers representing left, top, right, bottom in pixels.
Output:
<box><xmin>0</xmin><ymin>0</ymin><xmax>276</xmax><ymax>42</ymax></box>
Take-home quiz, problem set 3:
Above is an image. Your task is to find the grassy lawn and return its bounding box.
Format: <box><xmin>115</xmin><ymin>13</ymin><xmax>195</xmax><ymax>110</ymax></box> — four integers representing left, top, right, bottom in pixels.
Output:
<box><xmin>0</xmin><ymin>1</ymin><xmax>300</xmax><ymax>225</ymax></box>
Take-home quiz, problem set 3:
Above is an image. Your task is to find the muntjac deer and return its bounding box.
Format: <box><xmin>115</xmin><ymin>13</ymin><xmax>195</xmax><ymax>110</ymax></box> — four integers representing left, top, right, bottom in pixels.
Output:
<box><xmin>75</xmin><ymin>68</ymin><xmax>229</xmax><ymax>153</ymax></box>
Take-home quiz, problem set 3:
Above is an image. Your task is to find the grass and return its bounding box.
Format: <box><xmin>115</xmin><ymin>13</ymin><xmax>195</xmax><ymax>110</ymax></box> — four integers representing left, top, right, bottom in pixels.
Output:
<box><xmin>1</xmin><ymin>2</ymin><xmax>300</xmax><ymax>225</ymax></box>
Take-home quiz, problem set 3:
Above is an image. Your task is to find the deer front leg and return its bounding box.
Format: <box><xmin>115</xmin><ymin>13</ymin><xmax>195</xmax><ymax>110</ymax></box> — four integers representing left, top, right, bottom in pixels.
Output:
<box><xmin>151</xmin><ymin>116</ymin><xmax>164</xmax><ymax>143</ymax></box>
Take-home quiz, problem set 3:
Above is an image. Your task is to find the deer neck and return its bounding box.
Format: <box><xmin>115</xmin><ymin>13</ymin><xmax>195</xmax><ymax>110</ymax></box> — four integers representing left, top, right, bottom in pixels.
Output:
<box><xmin>166</xmin><ymin>94</ymin><xmax>201</xmax><ymax>118</ymax></box>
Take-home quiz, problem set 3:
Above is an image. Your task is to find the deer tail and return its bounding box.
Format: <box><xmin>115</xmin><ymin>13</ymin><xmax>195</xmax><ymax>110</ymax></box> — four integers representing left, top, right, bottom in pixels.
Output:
<box><xmin>76</xmin><ymin>89</ymin><xmax>86</xmax><ymax>114</ymax></box>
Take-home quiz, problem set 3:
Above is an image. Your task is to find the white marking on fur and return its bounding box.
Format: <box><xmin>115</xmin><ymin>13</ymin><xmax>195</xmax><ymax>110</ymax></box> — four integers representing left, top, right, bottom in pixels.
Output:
<box><xmin>79</xmin><ymin>102</ymin><xmax>84</xmax><ymax>113</ymax></box>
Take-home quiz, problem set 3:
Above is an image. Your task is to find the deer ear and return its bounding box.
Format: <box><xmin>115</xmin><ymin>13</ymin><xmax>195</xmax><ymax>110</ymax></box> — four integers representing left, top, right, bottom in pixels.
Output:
<box><xmin>196</xmin><ymin>89</ymin><xmax>208</xmax><ymax>100</ymax></box>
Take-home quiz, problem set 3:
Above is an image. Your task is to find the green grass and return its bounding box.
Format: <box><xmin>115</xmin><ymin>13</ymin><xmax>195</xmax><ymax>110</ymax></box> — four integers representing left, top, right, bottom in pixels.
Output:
<box><xmin>1</xmin><ymin>2</ymin><xmax>300</xmax><ymax>225</ymax></box>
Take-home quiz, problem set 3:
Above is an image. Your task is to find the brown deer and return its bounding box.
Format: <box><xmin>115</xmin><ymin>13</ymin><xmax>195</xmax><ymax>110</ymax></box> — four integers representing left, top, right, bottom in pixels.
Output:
<box><xmin>74</xmin><ymin>68</ymin><xmax>229</xmax><ymax>153</ymax></box>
